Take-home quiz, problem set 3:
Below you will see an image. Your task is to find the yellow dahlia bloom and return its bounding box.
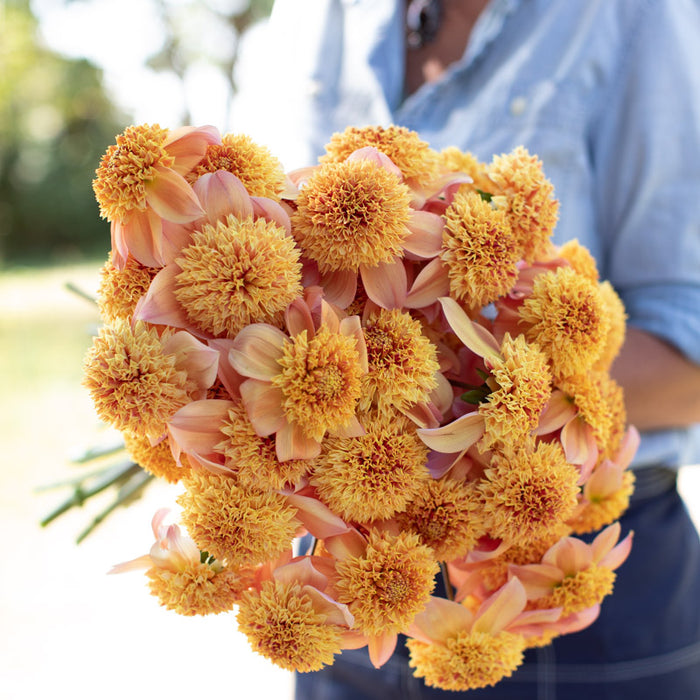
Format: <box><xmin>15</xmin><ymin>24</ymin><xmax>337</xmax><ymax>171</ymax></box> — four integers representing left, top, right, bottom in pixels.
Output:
<box><xmin>123</xmin><ymin>431</ymin><xmax>187</xmax><ymax>484</ymax></box>
<box><xmin>229</xmin><ymin>298</ymin><xmax>367</xmax><ymax>461</ymax></box>
<box><xmin>93</xmin><ymin>123</ymin><xmax>219</xmax><ymax>268</ymax></box>
<box><xmin>173</xmin><ymin>214</ymin><xmax>303</xmax><ymax>338</ymax></box>
<box><xmin>178</xmin><ymin>469</ymin><xmax>300</xmax><ymax>568</ymax></box>
<box><xmin>557</xmin><ymin>239</ymin><xmax>599</xmax><ymax>282</ymax></box>
<box><xmin>333</xmin><ymin>529</ymin><xmax>439</xmax><ymax>638</ymax></box>
<box><xmin>311</xmin><ymin>412</ymin><xmax>429</xmax><ymax>523</ymax></box>
<box><xmin>438</xmin><ymin>147</ymin><xmax>491</xmax><ymax>192</ymax></box>
<box><xmin>96</xmin><ymin>254</ymin><xmax>158</xmax><ymax>323</ymax></box>
<box><xmin>594</xmin><ymin>280</ymin><xmax>627</xmax><ymax>371</ymax></box>
<box><xmin>110</xmin><ymin>509</ymin><xmax>248</xmax><ymax>616</ymax></box>
<box><xmin>82</xmin><ymin>320</ymin><xmax>218</xmax><ymax>439</ymax></box>
<box><xmin>360</xmin><ymin>308</ymin><xmax>440</xmax><ymax>415</ymax></box>
<box><xmin>396</xmin><ymin>476</ymin><xmax>486</xmax><ymax>561</ymax></box>
<box><xmin>237</xmin><ymin>579</ymin><xmax>346</xmax><ymax>672</ymax></box>
<box><xmin>479</xmin><ymin>442</ymin><xmax>580</xmax><ymax>545</ymax></box>
<box><xmin>487</xmin><ymin>146</ymin><xmax>559</xmax><ymax>263</ymax></box>
<box><xmin>441</xmin><ymin>189</ymin><xmax>520</xmax><ymax>309</ymax></box>
<box><xmin>186</xmin><ymin>132</ymin><xmax>286</xmax><ymax>199</ymax></box>
<box><xmin>321</xmin><ymin>124</ymin><xmax>440</xmax><ymax>185</ymax></box>
<box><xmin>519</xmin><ymin>266</ymin><xmax>610</xmax><ymax>379</ymax></box>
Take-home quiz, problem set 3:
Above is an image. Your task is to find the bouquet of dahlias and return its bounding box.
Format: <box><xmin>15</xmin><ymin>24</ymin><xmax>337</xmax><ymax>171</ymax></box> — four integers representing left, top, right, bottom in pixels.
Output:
<box><xmin>85</xmin><ymin>123</ymin><xmax>636</xmax><ymax>691</ymax></box>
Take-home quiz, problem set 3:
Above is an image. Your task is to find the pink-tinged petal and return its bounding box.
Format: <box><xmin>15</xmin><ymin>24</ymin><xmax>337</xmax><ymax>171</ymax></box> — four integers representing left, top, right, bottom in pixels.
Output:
<box><xmin>589</xmin><ymin>522</ymin><xmax>621</xmax><ymax>563</ymax></box>
<box><xmin>280</xmin><ymin>174</ymin><xmax>300</xmax><ymax>201</ymax></box>
<box><xmin>347</xmin><ymin>146</ymin><xmax>403</xmax><ymax>179</ymax></box>
<box><xmin>417</xmin><ymin>411</ymin><xmax>485</xmax><ymax>454</ymax></box>
<box><xmin>543</xmin><ymin>537</ymin><xmax>592</xmax><ymax>576</ymax></box>
<box><xmin>323</xmin><ymin>528</ymin><xmax>368</xmax><ymax>560</ymax></box>
<box><xmin>598</xmin><ymin>531</ymin><xmax>633</xmax><ymax>571</ymax></box>
<box><xmin>614</xmin><ymin>425</ymin><xmax>641</xmax><ymax>470</ymax></box>
<box><xmin>535</xmin><ymin>390</ymin><xmax>577</xmax><ymax>435</ymax></box>
<box><xmin>509</xmin><ymin>606</ymin><xmax>564</xmax><ymax>631</ymax></box>
<box><xmin>438</xmin><ymin>297</ymin><xmax>500</xmax><ymax>363</ymax></box>
<box><xmin>110</xmin><ymin>220</ymin><xmax>129</xmax><ymax>270</ymax></box>
<box><xmin>164</xmin><ymin>124</ymin><xmax>221</xmax><ymax>173</ymax></box>
<box><xmin>122</xmin><ymin>209</ymin><xmax>166</xmax><ymax>268</ymax></box>
<box><xmin>273</xmin><ymin>557</ymin><xmax>329</xmax><ymax>590</ymax></box>
<box><xmin>403</xmin><ymin>210</ymin><xmax>444</xmax><ymax>259</ymax></box>
<box><xmin>167</xmin><ymin>399</ymin><xmax>235</xmax><ymax>456</ymax></box>
<box><xmin>163</xmin><ymin>330</ymin><xmax>219</xmax><ymax>391</ymax></box>
<box><xmin>320</xmin><ymin>269</ymin><xmax>357</xmax><ymax>309</ymax></box>
<box><xmin>185</xmin><ymin>450</ymin><xmax>234</xmax><ymax>476</ymax></box>
<box><xmin>368</xmin><ymin>633</ymin><xmax>398</xmax><ymax>669</ymax></box>
<box><xmin>340</xmin><ymin>315</ymin><xmax>368</xmax><ymax>372</ymax></box>
<box><xmin>160</xmin><ymin>220</ymin><xmax>194</xmax><ymax>264</ymax></box>
<box><xmin>341</xmin><ymin>630</ymin><xmax>370</xmax><ymax>650</ymax></box>
<box><xmin>405</xmin><ymin>258</ymin><xmax>450</xmax><ymax>309</ymax></box>
<box><xmin>465</xmin><ymin>537</ymin><xmax>511</xmax><ymax>563</ymax></box>
<box><xmin>109</xmin><ymin>554</ymin><xmax>156</xmax><ymax>575</ymax></box>
<box><xmin>145</xmin><ymin>166</ymin><xmax>204</xmax><ymax>223</ymax></box>
<box><xmin>561</xmin><ymin>417</ymin><xmax>595</xmax><ymax>466</ymax></box>
<box><xmin>427</xmin><ymin>450</ymin><xmax>463</xmax><ymax>479</ymax></box>
<box><xmin>402</xmin><ymin>401</ymin><xmax>442</xmax><ymax>430</ymax></box>
<box><xmin>550</xmin><ymin>605</ymin><xmax>600</xmax><ymax>636</ymax></box>
<box><xmin>229</xmin><ymin>323</ymin><xmax>286</xmax><ymax>379</ymax></box>
<box><xmin>432</xmin><ymin>371</ymin><xmax>454</xmax><ymax>416</ymax></box>
<box><xmin>251</xmin><ymin>196</ymin><xmax>292</xmax><ymax>235</ymax></box>
<box><xmin>134</xmin><ymin>264</ymin><xmax>189</xmax><ymax>329</ymax></box>
<box><xmin>360</xmin><ymin>258</ymin><xmax>407</xmax><ymax>310</ymax></box>
<box><xmin>472</xmin><ymin>577</ymin><xmax>527</xmax><ymax>635</ymax></box>
<box><xmin>207</xmin><ymin>338</ymin><xmax>243</xmax><ymax>398</ymax></box>
<box><xmin>239</xmin><ymin>379</ymin><xmax>286</xmax><ymax>436</ymax></box>
<box><xmin>275</xmin><ymin>421</ymin><xmax>322</xmax><ymax>461</ymax></box>
<box><xmin>331</xmin><ymin>414</ymin><xmax>366</xmax><ymax>439</ymax></box>
<box><xmin>507</xmin><ymin>564</ymin><xmax>563</xmax><ymax>599</ymax></box>
<box><xmin>302</xmin><ymin>585</ymin><xmax>355</xmax><ymax>628</ymax></box>
<box><xmin>408</xmin><ymin>596</ymin><xmax>475</xmax><ymax>644</ymax></box>
<box><xmin>577</xmin><ymin>430</ymin><xmax>600</xmax><ymax>484</ymax></box>
<box><xmin>286</xmin><ymin>493</ymin><xmax>350</xmax><ymax>538</ymax></box>
<box><xmin>285</xmin><ymin>297</ymin><xmax>316</xmax><ymax>338</ymax></box>
<box><xmin>193</xmin><ymin>170</ymin><xmax>254</xmax><ymax>224</ymax></box>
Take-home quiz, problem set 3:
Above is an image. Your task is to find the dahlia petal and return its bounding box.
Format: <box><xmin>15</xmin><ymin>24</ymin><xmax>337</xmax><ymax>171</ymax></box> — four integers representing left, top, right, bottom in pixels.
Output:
<box><xmin>417</xmin><ymin>411</ymin><xmax>485</xmax><ymax>454</ymax></box>
<box><xmin>368</xmin><ymin>632</ymin><xmax>398</xmax><ymax>669</ymax></box>
<box><xmin>120</xmin><ymin>209</ymin><xmax>166</xmax><ymax>268</ymax></box>
<box><xmin>251</xmin><ymin>196</ymin><xmax>292</xmax><ymax>235</ymax></box>
<box><xmin>560</xmin><ymin>417</ymin><xmax>594</xmax><ymax>466</ymax></box>
<box><xmin>346</xmin><ymin>146</ymin><xmax>404</xmax><ymax>180</ymax></box>
<box><xmin>275</xmin><ymin>421</ymin><xmax>322</xmax><ymax>462</ymax></box>
<box><xmin>134</xmin><ymin>264</ymin><xmax>190</xmax><ymax>329</ymax></box>
<box><xmin>110</xmin><ymin>220</ymin><xmax>129</xmax><ymax>270</ymax></box>
<box><xmin>402</xmin><ymin>401</ymin><xmax>442</xmax><ymax>430</ymax></box>
<box><xmin>239</xmin><ymin>379</ymin><xmax>286</xmax><ymax>436</ymax></box>
<box><xmin>167</xmin><ymin>399</ymin><xmax>235</xmax><ymax>456</ymax></box>
<box><xmin>510</xmin><ymin>606</ymin><xmax>564</xmax><ymax>631</ymax></box>
<box><xmin>145</xmin><ymin>166</ymin><xmax>204</xmax><ymax>223</ymax></box>
<box><xmin>193</xmin><ymin>170</ymin><xmax>254</xmax><ymax>224</ymax></box>
<box><xmin>598</xmin><ymin>531</ymin><xmax>633</xmax><ymax>571</ymax></box>
<box><xmin>472</xmin><ymin>577</ymin><xmax>527</xmax><ymax>635</ymax></box>
<box><xmin>341</xmin><ymin>630</ymin><xmax>370</xmax><ymax>650</ymax></box>
<box><xmin>323</xmin><ymin>528</ymin><xmax>368</xmax><ymax>560</ymax></box>
<box><xmin>285</xmin><ymin>297</ymin><xmax>316</xmax><ymax>338</ymax></box>
<box><xmin>438</xmin><ymin>297</ymin><xmax>500</xmax><ymax>363</ymax></box>
<box><xmin>360</xmin><ymin>258</ymin><xmax>407</xmax><ymax>310</ymax></box>
<box><xmin>273</xmin><ymin>557</ymin><xmax>328</xmax><ymax>591</ymax></box>
<box><xmin>331</xmin><ymin>414</ymin><xmax>365</xmax><ymax>439</ymax></box>
<box><xmin>507</xmin><ymin>564</ymin><xmax>563</xmax><ymax>599</ymax></box>
<box><xmin>402</xmin><ymin>210</ymin><xmax>444</xmax><ymax>259</ymax></box>
<box><xmin>162</xmin><ymin>330</ymin><xmax>219</xmax><ymax>391</ymax></box>
<box><xmin>320</xmin><ymin>269</ymin><xmax>357</xmax><ymax>309</ymax></box>
<box><xmin>160</xmin><ymin>220</ymin><xmax>193</xmax><ymax>264</ymax></box>
<box><xmin>108</xmin><ymin>555</ymin><xmax>153</xmax><ymax>574</ymax></box>
<box><xmin>405</xmin><ymin>258</ymin><xmax>450</xmax><ymax>309</ymax></box>
<box><xmin>229</xmin><ymin>324</ymin><xmax>286</xmax><ymax>380</ymax></box>
<box><xmin>339</xmin><ymin>315</ymin><xmax>368</xmax><ymax>372</ymax></box>
<box><xmin>408</xmin><ymin>596</ymin><xmax>474</xmax><ymax>644</ymax></box>
<box><xmin>550</xmin><ymin>605</ymin><xmax>600</xmax><ymax>636</ymax></box>
<box><xmin>543</xmin><ymin>537</ymin><xmax>592</xmax><ymax>576</ymax></box>
<box><xmin>164</xmin><ymin>124</ymin><xmax>221</xmax><ymax>174</ymax></box>
<box><xmin>614</xmin><ymin>425</ymin><xmax>641</xmax><ymax>470</ymax></box>
<box><xmin>207</xmin><ymin>338</ymin><xmax>244</xmax><ymax>398</ymax></box>
<box><xmin>286</xmin><ymin>493</ymin><xmax>350</xmax><ymax>538</ymax></box>
<box><xmin>535</xmin><ymin>390</ymin><xmax>577</xmax><ymax>434</ymax></box>
<box><xmin>301</xmin><ymin>585</ymin><xmax>355</xmax><ymax>628</ymax></box>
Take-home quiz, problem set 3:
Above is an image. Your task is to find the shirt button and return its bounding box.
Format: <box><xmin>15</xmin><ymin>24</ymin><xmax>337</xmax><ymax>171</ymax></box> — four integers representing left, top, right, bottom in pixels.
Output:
<box><xmin>510</xmin><ymin>96</ymin><xmax>528</xmax><ymax>116</ymax></box>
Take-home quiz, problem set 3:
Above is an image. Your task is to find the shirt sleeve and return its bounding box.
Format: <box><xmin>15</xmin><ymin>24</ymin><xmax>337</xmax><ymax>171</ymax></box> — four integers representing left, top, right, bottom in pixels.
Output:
<box><xmin>591</xmin><ymin>0</ymin><xmax>700</xmax><ymax>364</ymax></box>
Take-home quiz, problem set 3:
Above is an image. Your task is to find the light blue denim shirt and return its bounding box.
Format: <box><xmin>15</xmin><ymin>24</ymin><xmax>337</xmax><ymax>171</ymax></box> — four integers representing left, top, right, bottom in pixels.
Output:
<box><xmin>233</xmin><ymin>0</ymin><xmax>700</xmax><ymax>468</ymax></box>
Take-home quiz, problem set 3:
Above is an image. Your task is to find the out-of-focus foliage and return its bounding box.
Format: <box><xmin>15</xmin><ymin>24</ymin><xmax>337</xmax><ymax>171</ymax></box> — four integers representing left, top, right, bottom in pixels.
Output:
<box><xmin>0</xmin><ymin>0</ymin><xmax>128</xmax><ymax>265</ymax></box>
<box><xmin>0</xmin><ymin>0</ymin><xmax>274</xmax><ymax>266</ymax></box>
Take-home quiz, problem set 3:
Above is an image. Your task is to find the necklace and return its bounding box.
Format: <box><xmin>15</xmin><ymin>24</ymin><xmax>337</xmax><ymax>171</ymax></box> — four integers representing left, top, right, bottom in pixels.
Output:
<box><xmin>406</xmin><ymin>0</ymin><xmax>443</xmax><ymax>49</ymax></box>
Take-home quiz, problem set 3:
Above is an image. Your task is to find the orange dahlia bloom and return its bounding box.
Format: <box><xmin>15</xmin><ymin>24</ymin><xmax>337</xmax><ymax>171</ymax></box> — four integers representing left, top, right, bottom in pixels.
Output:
<box><xmin>93</xmin><ymin>123</ymin><xmax>220</xmax><ymax>269</ymax></box>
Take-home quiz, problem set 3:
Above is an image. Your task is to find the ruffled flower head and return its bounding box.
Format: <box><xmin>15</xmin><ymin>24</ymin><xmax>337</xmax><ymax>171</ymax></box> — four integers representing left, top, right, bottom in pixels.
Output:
<box><xmin>487</xmin><ymin>146</ymin><xmax>559</xmax><ymax>262</ymax></box>
<box><xmin>441</xmin><ymin>189</ymin><xmax>520</xmax><ymax>310</ymax></box>
<box><xmin>96</xmin><ymin>254</ymin><xmax>159</xmax><ymax>323</ymax></box>
<box><xmin>310</xmin><ymin>412</ymin><xmax>429</xmax><ymax>523</ymax></box>
<box><xmin>519</xmin><ymin>267</ymin><xmax>610</xmax><ymax>379</ymax></box>
<box><xmin>82</xmin><ymin>320</ymin><xmax>218</xmax><ymax>439</ymax></box>
<box><xmin>360</xmin><ymin>307</ymin><xmax>440</xmax><ymax>415</ymax></box>
<box><xmin>177</xmin><ymin>468</ymin><xmax>300</xmax><ymax>568</ymax></box>
<box><xmin>93</xmin><ymin>123</ymin><xmax>219</xmax><ymax>268</ymax></box>
<box><xmin>321</xmin><ymin>124</ymin><xmax>440</xmax><ymax>185</ymax></box>
<box><xmin>186</xmin><ymin>132</ymin><xmax>287</xmax><ymax>200</ymax></box>
<box><xmin>478</xmin><ymin>442</ymin><xmax>580</xmax><ymax>545</ymax></box>
<box><xmin>110</xmin><ymin>509</ymin><xmax>248</xmax><ymax>616</ymax></box>
<box><xmin>123</xmin><ymin>431</ymin><xmax>187</xmax><ymax>484</ymax></box>
<box><xmin>173</xmin><ymin>213</ymin><xmax>303</xmax><ymax>338</ymax></box>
